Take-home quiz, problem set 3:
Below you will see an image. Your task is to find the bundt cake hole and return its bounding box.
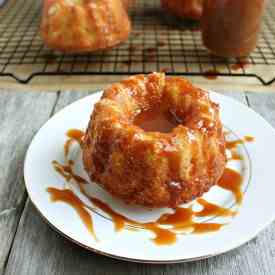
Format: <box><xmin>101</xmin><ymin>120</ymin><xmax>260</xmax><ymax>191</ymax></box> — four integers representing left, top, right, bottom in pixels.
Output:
<box><xmin>133</xmin><ymin>105</ymin><xmax>180</xmax><ymax>133</ymax></box>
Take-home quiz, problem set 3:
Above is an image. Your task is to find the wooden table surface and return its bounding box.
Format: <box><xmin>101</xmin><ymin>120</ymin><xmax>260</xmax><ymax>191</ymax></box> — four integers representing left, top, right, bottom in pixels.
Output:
<box><xmin>1</xmin><ymin>89</ymin><xmax>275</xmax><ymax>275</ymax></box>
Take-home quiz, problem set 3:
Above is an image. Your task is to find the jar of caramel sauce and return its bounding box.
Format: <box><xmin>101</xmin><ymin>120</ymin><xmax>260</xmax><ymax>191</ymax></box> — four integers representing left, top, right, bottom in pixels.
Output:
<box><xmin>202</xmin><ymin>0</ymin><xmax>267</xmax><ymax>57</ymax></box>
<box><xmin>161</xmin><ymin>0</ymin><xmax>204</xmax><ymax>21</ymax></box>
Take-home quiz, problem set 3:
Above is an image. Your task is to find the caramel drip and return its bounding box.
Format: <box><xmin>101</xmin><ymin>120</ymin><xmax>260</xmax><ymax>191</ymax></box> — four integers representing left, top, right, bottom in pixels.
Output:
<box><xmin>244</xmin><ymin>135</ymin><xmax>255</xmax><ymax>142</ymax></box>
<box><xmin>88</xmin><ymin>196</ymin><xmax>129</xmax><ymax>231</ymax></box>
<box><xmin>52</xmin><ymin>160</ymin><xmax>88</xmax><ymax>184</ymax></box>
<box><xmin>226</xmin><ymin>139</ymin><xmax>244</xmax><ymax>150</ymax></box>
<box><xmin>47</xmin><ymin>187</ymin><xmax>97</xmax><ymax>240</ymax></box>
<box><xmin>217</xmin><ymin>168</ymin><xmax>243</xmax><ymax>204</ymax></box>
<box><xmin>195</xmin><ymin>198</ymin><xmax>236</xmax><ymax>217</ymax></box>
<box><xmin>157</xmin><ymin>204</ymin><xmax>226</xmax><ymax>234</ymax></box>
<box><xmin>66</xmin><ymin>129</ymin><xmax>85</xmax><ymax>144</ymax></box>
<box><xmin>143</xmin><ymin>223</ymin><xmax>176</xmax><ymax>245</ymax></box>
<box><xmin>192</xmin><ymin>223</ymin><xmax>223</xmax><ymax>234</ymax></box>
<box><xmin>226</xmin><ymin>135</ymin><xmax>255</xmax><ymax>150</ymax></box>
<box><xmin>158</xmin><ymin>207</ymin><xmax>193</xmax><ymax>230</ymax></box>
<box><xmin>77</xmin><ymin>188</ymin><xmax>177</xmax><ymax>244</ymax></box>
<box><xmin>86</xmin><ymin>192</ymin><xmax>225</xmax><ymax>244</ymax></box>
<box><xmin>228</xmin><ymin>151</ymin><xmax>243</xmax><ymax>161</ymax></box>
<box><xmin>64</xmin><ymin>129</ymin><xmax>85</xmax><ymax>158</ymax></box>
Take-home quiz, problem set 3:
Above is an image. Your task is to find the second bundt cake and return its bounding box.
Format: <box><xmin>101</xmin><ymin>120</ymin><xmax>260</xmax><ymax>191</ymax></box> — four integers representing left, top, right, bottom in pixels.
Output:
<box><xmin>82</xmin><ymin>73</ymin><xmax>226</xmax><ymax>208</ymax></box>
<box><xmin>41</xmin><ymin>0</ymin><xmax>131</xmax><ymax>53</ymax></box>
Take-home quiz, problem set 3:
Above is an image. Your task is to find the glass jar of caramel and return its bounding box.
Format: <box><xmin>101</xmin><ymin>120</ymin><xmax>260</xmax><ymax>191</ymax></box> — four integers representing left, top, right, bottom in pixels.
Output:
<box><xmin>201</xmin><ymin>0</ymin><xmax>267</xmax><ymax>58</ymax></box>
<box><xmin>161</xmin><ymin>0</ymin><xmax>204</xmax><ymax>21</ymax></box>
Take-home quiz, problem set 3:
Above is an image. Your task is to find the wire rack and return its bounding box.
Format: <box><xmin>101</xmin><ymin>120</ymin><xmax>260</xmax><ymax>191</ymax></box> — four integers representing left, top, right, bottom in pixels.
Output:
<box><xmin>0</xmin><ymin>0</ymin><xmax>275</xmax><ymax>85</ymax></box>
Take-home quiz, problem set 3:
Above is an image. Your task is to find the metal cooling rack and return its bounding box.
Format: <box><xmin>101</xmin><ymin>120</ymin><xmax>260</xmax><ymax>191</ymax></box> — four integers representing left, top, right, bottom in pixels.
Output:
<box><xmin>0</xmin><ymin>0</ymin><xmax>275</xmax><ymax>85</ymax></box>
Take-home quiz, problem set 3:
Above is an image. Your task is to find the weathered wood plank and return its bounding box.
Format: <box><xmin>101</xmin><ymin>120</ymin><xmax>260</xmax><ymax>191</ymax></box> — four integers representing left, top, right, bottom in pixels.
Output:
<box><xmin>54</xmin><ymin>91</ymin><xmax>93</xmax><ymax>111</ymax></box>
<box><xmin>244</xmin><ymin>92</ymin><xmax>275</xmax><ymax>270</ymax></box>
<box><xmin>6</xmin><ymin>91</ymin><xmax>275</xmax><ymax>275</ymax></box>
<box><xmin>0</xmin><ymin>91</ymin><xmax>58</xmax><ymax>274</ymax></box>
<box><xmin>3</xmin><ymin>91</ymin><xmax>95</xmax><ymax>275</ymax></box>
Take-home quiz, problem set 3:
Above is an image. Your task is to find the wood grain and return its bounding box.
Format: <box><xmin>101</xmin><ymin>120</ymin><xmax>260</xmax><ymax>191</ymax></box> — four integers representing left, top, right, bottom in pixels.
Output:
<box><xmin>0</xmin><ymin>91</ymin><xmax>58</xmax><ymax>274</ymax></box>
<box><xmin>3</xmin><ymin>91</ymin><xmax>275</xmax><ymax>275</ymax></box>
<box><xmin>244</xmin><ymin>92</ymin><xmax>275</xmax><ymax>272</ymax></box>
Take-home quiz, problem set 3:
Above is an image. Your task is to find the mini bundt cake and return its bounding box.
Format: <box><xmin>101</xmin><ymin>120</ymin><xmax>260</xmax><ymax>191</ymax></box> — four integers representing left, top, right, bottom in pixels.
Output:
<box><xmin>82</xmin><ymin>73</ymin><xmax>226</xmax><ymax>208</ymax></box>
<box><xmin>41</xmin><ymin>0</ymin><xmax>131</xmax><ymax>52</ymax></box>
<box><xmin>161</xmin><ymin>0</ymin><xmax>203</xmax><ymax>20</ymax></box>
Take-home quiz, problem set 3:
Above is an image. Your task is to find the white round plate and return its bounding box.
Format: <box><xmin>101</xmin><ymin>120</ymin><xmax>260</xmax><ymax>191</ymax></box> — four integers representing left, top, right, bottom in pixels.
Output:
<box><xmin>24</xmin><ymin>91</ymin><xmax>275</xmax><ymax>263</ymax></box>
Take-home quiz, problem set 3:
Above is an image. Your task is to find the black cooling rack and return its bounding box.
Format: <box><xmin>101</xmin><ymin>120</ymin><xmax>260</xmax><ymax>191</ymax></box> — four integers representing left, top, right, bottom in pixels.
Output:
<box><xmin>0</xmin><ymin>0</ymin><xmax>275</xmax><ymax>85</ymax></box>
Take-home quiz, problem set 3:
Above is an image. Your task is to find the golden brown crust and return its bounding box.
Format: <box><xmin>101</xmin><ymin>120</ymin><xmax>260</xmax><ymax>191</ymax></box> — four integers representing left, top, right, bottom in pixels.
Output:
<box><xmin>83</xmin><ymin>73</ymin><xmax>226</xmax><ymax>208</ymax></box>
<box><xmin>161</xmin><ymin>0</ymin><xmax>203</xmax><ymax>20</ymax></box>
<box><xmin>40</xmin><ymin>0</ymin><xmax>131</xmax><ymax>53</ymax></box>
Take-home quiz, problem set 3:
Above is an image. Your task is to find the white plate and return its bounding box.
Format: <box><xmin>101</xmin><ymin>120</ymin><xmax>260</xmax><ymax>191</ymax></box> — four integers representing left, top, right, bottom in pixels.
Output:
<box><xmin>24</xmin><ymin>91</ymin><xmax>275</xmax><ymax>263</ymax></box>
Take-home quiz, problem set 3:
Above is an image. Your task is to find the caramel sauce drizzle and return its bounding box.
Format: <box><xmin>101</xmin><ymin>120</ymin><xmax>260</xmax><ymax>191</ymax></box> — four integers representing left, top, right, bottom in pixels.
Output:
<box><xmin>244</xmin><ymin>135</ymin><xmax>255</xmax><ymax>142</ymax></box>
<box><xmin>228</xmin><ymin>151</ymin><xmax>243</xmax><ymax>161</ymax></box>
<box><xmin>64</xmin><ymin>129</ymin><xmax>85</xmax><ymax>158</ymax></box>
<box><xmin>48</xmin><ymin>129</ymin><xmax>247</xmax><ymax>245</ymax></box>
<box><xmin>89</xmin><ymin>196</ymin><xmax>129</xmax><ymax>232</ymax></box>
<box><xmin>48</xmin><ymin>179</ymin><xmax>228</xmax><ymax>245</ymax></box>
<box><xmin>226</xmin><ymin>140</ymin><xmax>243</xmax><ymax>150</ymax></box>
<box><xmin>195</xmin><ymin>198</ymin><xmax>236</xmax><ymax>217</ymax></box>
<box><xmin>217</xmin><ymin>168</ymin><xmax>243</xmax><ymax>205</ymax></box>
<box><xmin>66</xmin><ymin>129</ymin><xmax>85</xmax><ymax>143</ymax></box>
<box><xmin>144</xmin><ymin>224</ymin><xmax>176</xmax><ymax>245</ymax></box>
<box><xmin>226</xmin><ymin>135</ymin><xmax>255</xmax><ymax>150</ymax></box>
<box><xmin>52</xmin><ymin>160</ymin><xmax>88</xmax><ymax>185</ymax></box>
<box><xmin>47</xmin><ymin>187</ymin><xmax>97</xmax><ymax>241</ymax></box>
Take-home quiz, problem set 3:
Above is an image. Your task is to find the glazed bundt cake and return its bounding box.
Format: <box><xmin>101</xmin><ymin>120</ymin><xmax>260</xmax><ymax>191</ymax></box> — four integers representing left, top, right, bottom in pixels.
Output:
<box><xmin>161</xmin><ymin>0</ymin><xmax>203</xmax><ymax>20</ymax></box>
<box><xmin>41</xmin><ymin>0</ymin><xmax>131</xmax><ymax>52</ymax></box>
<box><xmin>82</xmin><ymin>73</ymin><xmax>226</xmax><ymax>208</ymax></box>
